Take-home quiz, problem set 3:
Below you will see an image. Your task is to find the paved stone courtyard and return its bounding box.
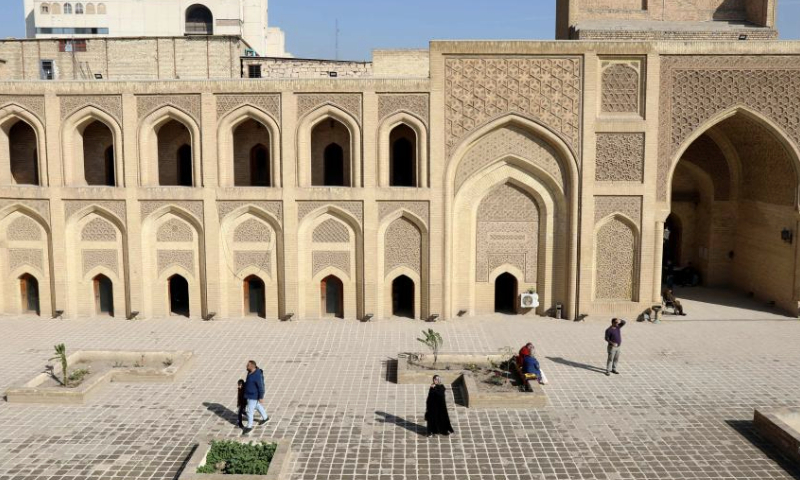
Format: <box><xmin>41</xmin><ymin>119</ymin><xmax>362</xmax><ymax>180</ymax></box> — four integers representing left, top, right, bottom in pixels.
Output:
<box><xmin>1</xmin><ymin>308</ymin><xmax>800</xmax><ymax>480</ymax></box>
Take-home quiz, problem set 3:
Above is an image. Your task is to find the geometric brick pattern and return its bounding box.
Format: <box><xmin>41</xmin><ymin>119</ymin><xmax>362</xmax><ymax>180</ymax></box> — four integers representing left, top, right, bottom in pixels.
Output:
<box><xmin>600</xmin><ymin>61</ymin><xmax>641</xmax><ymax>114</ymax></box>
<box><xmin>594</xmin><ymin>217</ymin><xmax>637</xmax><ymax>301</ymax></box>
<box><xmin>384</xmin><ymin>217</ymin><xmax>421</xmax><ymax>275</ymax></box>
<box><xmin>312</xmin><ymin>219</ymin><xmax>350</xmax><ymax>244</ymax></box>
<box><xmin>595</xmin><ymin>133</ymin><xmax>644</xmax><ymax>182</ymax></box>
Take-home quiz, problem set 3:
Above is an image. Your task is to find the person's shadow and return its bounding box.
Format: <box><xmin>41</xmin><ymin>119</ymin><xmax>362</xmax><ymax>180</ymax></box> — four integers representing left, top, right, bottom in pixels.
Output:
<box><xmin>375</xmin><ymin>411</ymin><xmax>427</xmax><ymax>436</ymax></box>
<box><xmin>546</xmin><ymin>357</ymin><xmax>607</xmax><ymax>374</ymax></box>
<box><xmin>203</xmin><ymin>402</ymin><xmax>239</xmax><ymax>427</ymax></box>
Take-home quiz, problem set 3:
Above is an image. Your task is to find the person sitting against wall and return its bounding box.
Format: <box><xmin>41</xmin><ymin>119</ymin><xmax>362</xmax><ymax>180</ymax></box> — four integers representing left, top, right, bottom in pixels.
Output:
<box><xmin>662</xmin><ymin>287</ymin><xmax>687</xmax><ymax>316</ymax></box>
<box><xmin>517</xmin><ymin>342</ymin><xmax>533</xmax><ymax>368</ymax></box>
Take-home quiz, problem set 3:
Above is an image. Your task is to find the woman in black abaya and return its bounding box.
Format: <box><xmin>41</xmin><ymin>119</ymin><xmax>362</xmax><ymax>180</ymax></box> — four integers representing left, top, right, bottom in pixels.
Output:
<box><xmin>425</xmin><ymin>375</ymin><xmax>454</xmax><ymax>436</ymax></box>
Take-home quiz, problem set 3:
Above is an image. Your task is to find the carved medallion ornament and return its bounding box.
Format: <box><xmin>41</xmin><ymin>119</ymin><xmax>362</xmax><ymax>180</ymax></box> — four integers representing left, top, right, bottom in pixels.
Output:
<box><xmin>658</xmin><ymin>56</ymin><xmax>800</xmax><ymax>201</ymax></box>
<box><xmin>296</xmin><ymin>94</ymin><xmax>362</xmax><ymax>124</ymax></box>
<box><xmin>445</xmin><ymin>57</ymin><xmax>582</xmax><ymax>159</ymax></box>
<box><xmin>0</xmin><ymin>96</ymin><xmax>46</xmax><ymax>123</ymax></box>
<box><xmin>595</xmin><ymin>133</ymin><xmax>644</xmax><ymax>182</ymax></box>
<box><xmin>600</xmin><ymin>60</ymin><xmax>642</xmax><ymax>115</ymax></box>
<box><xmin>216</xmin><ymin>94</ymin><xmax>281</xmax><ymax>123</ymax></box>
<box><xmin>378</xmin><ymin>94</ymin><xmax>429</xmax><ymax>124</ymax></box>
<box><xmin>137</xmin><ymin>95</ymin><xmax>201</xmax><ymax>123</ymax></box>
<box><xmin>59</xmin><ymin>95</ymin><xmax>123</xmax><ymax>123</ymax></box>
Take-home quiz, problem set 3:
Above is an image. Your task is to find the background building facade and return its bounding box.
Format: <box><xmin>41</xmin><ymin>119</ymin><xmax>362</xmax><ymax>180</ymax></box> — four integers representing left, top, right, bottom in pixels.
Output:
<box><xmin>1</xmin><ymin>0</ymin><xmax>799</xmax><ymax>320</ymax></box>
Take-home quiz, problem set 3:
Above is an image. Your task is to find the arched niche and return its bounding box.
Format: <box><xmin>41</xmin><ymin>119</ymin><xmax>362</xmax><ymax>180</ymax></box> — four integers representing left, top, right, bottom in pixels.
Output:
<box><xmin>61</xmin><ymin>106</ymin><xmax>123</xmax><ymax>187</ymax></box>
<box><xmin>0</xmin><ymin>105</ymin><xmax>48</xmax><ymax>186</ymax></box>
<box><xmin>377</xmin><ymin>112</ymin><xmax>428</xmax><ymax>187</ymax></box>
<box><xmin>217</xmin><ymin>106</ymin><xmax>281</xmax><ymax>187</ymax></box>
<box><xmin>593</xmin><ymin>214</ymin><xmax>640</xmax><ymax>303</ymax></box>
<box><xmin>376</xmin><ymin>210</ymin><xmax>429</xmax><ymax>320</ymax></box>
<box><xmin>138</xmin><ymin>106</ymin><xmax>202</xmax><ymax>187</ymax></box>
<box><xmin>297</xmin><ymin>105</ymin><xmax>361</xmax><ymax>188</ymax></box>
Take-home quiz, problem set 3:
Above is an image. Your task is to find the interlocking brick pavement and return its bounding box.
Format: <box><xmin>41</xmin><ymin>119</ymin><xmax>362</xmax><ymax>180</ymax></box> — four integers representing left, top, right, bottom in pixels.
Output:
<box><xmin>0</xmin><ymin>314</ymin><xmax>799</xmax><ymax>479</ymax></box>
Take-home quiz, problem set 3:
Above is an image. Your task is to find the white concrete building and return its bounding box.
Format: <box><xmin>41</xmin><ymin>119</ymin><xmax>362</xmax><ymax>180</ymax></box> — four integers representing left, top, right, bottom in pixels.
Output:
<box><xmin>23</xmin><ymin>0</ymin><xmax>290</xmax><ymax>57</ymax></box>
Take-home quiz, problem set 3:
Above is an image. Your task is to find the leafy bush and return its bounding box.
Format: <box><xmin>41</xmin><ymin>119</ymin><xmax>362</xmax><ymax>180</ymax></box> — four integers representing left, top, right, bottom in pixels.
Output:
<box><xmin>416</xmin><ymin>329</ymin><xmax>443</xmax><ymax>367</ymax></box>
<box><xmin>68</xmin><ymin>368</ymin><xmax>91</xmax><ymax>385</ymax></box>
<box><xmin>197</xmin><ymin>440</ymin><xmax>277</xmax><ymax>475</ymax></box>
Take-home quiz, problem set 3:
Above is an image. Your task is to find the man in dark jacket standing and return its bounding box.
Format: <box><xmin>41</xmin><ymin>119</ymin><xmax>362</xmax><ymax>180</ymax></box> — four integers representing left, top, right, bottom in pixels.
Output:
<box><xmin>242</xmin><ymin>360</ymin><xmax>269</xmax><ymax>434</ymax></box>
<box><xmin>604</xmin><ymin>318</ymin><xmax>626</xmax><ymax>376</ymax></box>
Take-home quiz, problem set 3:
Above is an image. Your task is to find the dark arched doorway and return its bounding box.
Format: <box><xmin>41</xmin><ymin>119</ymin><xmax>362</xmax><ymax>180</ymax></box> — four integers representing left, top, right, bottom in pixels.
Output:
<box><xmin>19</xmin><ymin>274</ymin><xmax>40</xmax><ymax>315</ymax></box>
<box><xmin>390</xmin><ymin>124</ymin><xmax>416</xmax><ymax>187</ymax></box>
<box><xmin>663</xmin><ymin>213</ymin><xmax>682</xmax><ymax>268</ymax></box>
<box><xmin>323</xmin><ymin>143</ymin><xmax>345</xmax><ymax>186</ymax></box>
<box><xmin>177</xmin><ymin>144</ymin><xmax>192</xmax><ymax>186</ymax></box>
<box><xmin>250</xmin><ymin>144</ymin><xmax>270</xmax><ymax>187</ymax></box>
<box><xmin>168</xmin><ymin>275</ymin><xmax>190</xmax><ymax>317</ymax></box>
<box><xmin>82</xmin><ymin>120</ymin><xmax>114</xmax><ymax>186</ymax></box>
<box><xmin>103</xmin><ymin>146</ymin><xmax>115</xmax><ymax>186</ymax></box>
<box><xmin>93</xmin><ymin>274</ymin><xmax>114</xmax><ymax>316</ymax></box>
<box><xmin>185</xmin><ymin>4</ymin><xmax>213</xmax><ymax>35</ymax></box>
<box><xmin>494</xmin><ymin>272</ymin><xmax>518</xmax><ymax>314</ymax></box>
<box><xmin>391</xmin><ymin>275</ymin><xmax>415</xmax><ymax>318</ymax></box>
<box><xmin>321</xmin><ymin>275</ymin><xmax>344</xmax><ymax>318</ymax></box>
<box><xmin>244</xmin><ymin>276</ymin><xmax>266</xmax><ymax>318</ymax></box>
<box><xmin>9</xmin><ymin>121</ymin><xmax>39</xmax><ymax>185</ymax></box>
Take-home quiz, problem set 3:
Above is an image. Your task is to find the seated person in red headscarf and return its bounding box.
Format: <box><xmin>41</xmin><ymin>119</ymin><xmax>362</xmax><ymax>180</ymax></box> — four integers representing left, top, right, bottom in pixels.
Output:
<box><xmin>518</xmin><ymin>343</ymin><xmax>533</xmax><ymax>368</ymax></box>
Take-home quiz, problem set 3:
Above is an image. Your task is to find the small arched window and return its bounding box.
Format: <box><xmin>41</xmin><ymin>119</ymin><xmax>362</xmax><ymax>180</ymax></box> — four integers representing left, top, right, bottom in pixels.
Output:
<box><xmin>96</xmin><ymin>2</ymin><xmax>105</xmax><ymax>14</ymax></box>
<box><xmin>185</xmin><ymin>4</ymin><xmax>213</xmax><ymax>35</ymax></box>
<box><xmin>75</xmin><ymin>2</ymin><xmax>83</xmax><ymax>14</ymax></box>
<box><xmin>40</xmin><ymin>3</ymin><xmax>50</xmax><ymax>14</ymax></box>
<box><xmin>85</xmin><ymin>2</ymin><xmax>95</xmax><ymax>14</ymax></box>
<box><xmin>63</xmin><ymin>3</ymin><xmax>72</xmax><ymax>14</ymax></box>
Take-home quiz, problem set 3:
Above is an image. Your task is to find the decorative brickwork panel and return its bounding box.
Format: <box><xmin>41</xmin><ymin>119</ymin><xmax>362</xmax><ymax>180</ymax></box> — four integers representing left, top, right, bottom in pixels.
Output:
<box><xmin>312</xmin><ymin>251</ymin><xmax>350</xmax><ymax>277</ymax></box>
<box><xmin>297</xmin><ymin>94</ymin><xmax>362</xmax><ymax>124</ymax></box>
<box><xmin>59</xmin><ymin>95</ymin><xmax>123</xmax><ymax>123</ymax></box>
<box><xmin>312</xmin><ymin>219</ymin><xmax>350</xmax><ymax>243</ymax></box>
<box><xmin>595</xmin><ymin>133</ymin><xmax>645</xmax><ymax>182</ymax></box>
<box><xmin>137</xmin><ymin>95</ymin><xmax>201</xmax><ymax>123</ymax></box>
<box><xmin>81</xmin><ymin>218</ymin><xmax>117</xmax><ymax>242</ymax></box>
<box><xmin>234</xmin><ymin>251</ymin><xmax>271</xmax><ymax>276</ymax></box>
<box><xmin>7</xmin><ymin>216</ymin><xmax>42</xmax><ymax>241</ymax></box>
<box><xmin>82</xmin><ymin>249</ymin><xmax>118</xmax><ymax>275</ymax></box>
<box><xmin>8</xmin><ymin>249</ymin><xmax>43</xmax><ymax>273</ymax></box>
<box><xmin>378</xmin><ymin>94</ymin><xmax>429</xmax><ymax>124</ymax></box>
<box><xmin>456</xmin><ymin>125</ymin><xmax>565</xmax><ymax>193</ymax></box>
<box><xmin>157</xmin><ymin>219</ymin><xmax>194</xmax><ymax>242</ymax></box>
<box><xmin>594</xmin><ymin>196</ymin><xmax>642</xmax><ymax>228</ymax></box>
<box><xmin>216</xmin><ymin>94</ymin><xmax>281</xmax><ymax>122</ymax></box>
<box><xmin>0</xmin><ymin>200</ymin><xmax>50</xmax><ymax>224</ymax></box>
<box><xmin>445</xmin><ymin>57</ymin><xmax>582</xmax><ymax>158</ymax></box>
<box><xmin>658</xmin><ymin>56</ymin><xmax>800</xmax><ymax>201</ymax></box>
<box><xmin>217</xmin><ymin>201</ymin><xmax>282</xmax><ymax>223</ymax></box>
<box><xmin>234</xmin><ymin>219</ymin><xmax>272</xmax><ymax>243</ymax></box>
<box><xmin>476</xmin><ymin>184</ymin><xmax>539</xmax><ymax>283</ymax></box>
<box><xmin>157</xmin><ymin>250</ymin><xmax>194</xmax><ymax>275</ymax></box>
<box><xmin>298</xmin><ymin>202</ymin><xmax>363</xmax><ymax>225</ymax></box>
<box><xmin>385</xmin><ymin>217</ymin><xmax>421</xmax><ymax>275</ymax></box>
<box><xmin>64</xmin><ymin>200</ymin><xmax>126</xmax><ymax>224</ymax></box>
<box><xmin>140</xmin><ymin>201</ymin><xmax>204</xmax><ymax>223</ymax></box>
<box><xmin>594</xmin><ymin>218</ymin><xmax>637</xmax><ymax>301</ymax></box>
<box><xmin>0</xmin><ymin>96</ymin><xmax>46</xmax><ymax>123</ymax></box>
<box><xmin>600</xmin><ymin>61</ymin><xmax>641</xmax><ymax>114</ymax></box>
<box><xmin>378</xmin><ymin>202</ymin><xmax>429</xmax><ymax>224</ymax></box>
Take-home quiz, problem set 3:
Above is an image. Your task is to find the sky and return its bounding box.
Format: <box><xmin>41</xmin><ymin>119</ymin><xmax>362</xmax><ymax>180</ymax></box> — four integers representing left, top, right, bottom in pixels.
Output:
<box><xmin>2</xmin><ymin>0</ymin><xmax>800</xmax><ymax>60</ymax></box>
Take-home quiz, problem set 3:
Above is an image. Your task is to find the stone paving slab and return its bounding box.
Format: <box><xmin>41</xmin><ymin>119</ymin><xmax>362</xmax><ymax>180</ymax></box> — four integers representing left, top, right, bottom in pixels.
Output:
<box><xmin>0</xmin><ymin>314</ymin><xmax>799</xmax><ymax>479</ymax></box>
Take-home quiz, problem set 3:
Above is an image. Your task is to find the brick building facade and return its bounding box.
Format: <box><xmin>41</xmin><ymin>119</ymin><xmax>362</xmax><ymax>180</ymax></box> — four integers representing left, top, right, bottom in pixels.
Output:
<box><xmin>1</xmin><ymin>0</ymin><xmax>799</xmax><ymax>320</ymax></box>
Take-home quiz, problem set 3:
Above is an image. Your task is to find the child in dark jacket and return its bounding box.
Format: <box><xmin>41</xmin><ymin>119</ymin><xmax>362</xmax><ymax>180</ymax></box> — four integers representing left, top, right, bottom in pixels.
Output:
<box><xmin>236</xmin><ymin>379</ymin><xmax>246</xmax><ymax>428</ymax></box>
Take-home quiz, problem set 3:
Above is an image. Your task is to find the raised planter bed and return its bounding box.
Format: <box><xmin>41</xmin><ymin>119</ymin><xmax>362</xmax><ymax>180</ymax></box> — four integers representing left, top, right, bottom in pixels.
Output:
<box><xmin>5</xmin><ymin>350</ymin><xmax>194</xmax><ymax>404</ymax></box>
<box><xmin>178</xmin><ymin>438</ymin><xmax>292</xmax><ymax>480</ymax></box>
<box><xmin>397</xmin><ymin>353</ymin><xmax>547</xmax><ymax>409</ymax></box>
<box><xmin>754</xmin><ymin>407</ymin><xmax>800</xmax><ymax>465</ymax></box>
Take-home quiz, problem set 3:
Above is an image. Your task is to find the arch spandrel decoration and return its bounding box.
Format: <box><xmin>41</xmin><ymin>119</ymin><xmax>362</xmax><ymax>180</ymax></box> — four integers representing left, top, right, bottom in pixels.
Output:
<box><xmin>658</xmin><ymin>55</ymin><xmax>800</xmax><ymax>202</ymax></box>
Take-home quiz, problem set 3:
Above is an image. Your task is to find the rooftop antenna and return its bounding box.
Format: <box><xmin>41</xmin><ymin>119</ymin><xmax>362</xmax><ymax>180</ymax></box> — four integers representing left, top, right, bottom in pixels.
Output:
<box><xmin>335</xmin><ymin>18</ymin><xmax>340</xmax><ymax>60</ymax></box>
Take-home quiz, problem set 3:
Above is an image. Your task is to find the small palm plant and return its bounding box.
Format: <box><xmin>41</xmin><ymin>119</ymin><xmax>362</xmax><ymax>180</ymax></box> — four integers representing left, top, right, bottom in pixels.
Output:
<box><xmin>417</xmin><ymin>329</ymin><xmax>443</xmax><ymax>368</ymax></box>
<box><xmin>49</xmin><ymin>343</ymin><xmax>68</xmax><ymax>387</ymax></box>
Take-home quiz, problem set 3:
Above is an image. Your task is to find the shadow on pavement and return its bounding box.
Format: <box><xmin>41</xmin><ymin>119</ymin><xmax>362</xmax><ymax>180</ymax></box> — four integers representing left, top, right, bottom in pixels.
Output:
<box><xmin>203</xmin><ymin>402</ymin><xmax>239</xmax><ymax>427</ymax></box>
<box><xmin>546</xmin><ymin>356</ymin><xmax>607</xmax><ymax>374</ymax></box>
<box><xmin>726</xmin><ymin>419</ymin><xmax>800</xmax><ymax>480</ymax></box>
<box><xmin>375</xmin><ymin>411</ymin><xmax>427</xmax><ymax>436</ymax></box>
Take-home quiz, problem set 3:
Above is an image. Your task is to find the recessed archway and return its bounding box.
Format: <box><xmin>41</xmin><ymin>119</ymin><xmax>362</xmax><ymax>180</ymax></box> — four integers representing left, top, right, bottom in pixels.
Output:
<box><xmin>244</xmin><ymin>275</ymin><xmax>266</xmax><ymax>318</ymax></box>
<box><xmin>390</xmin><ymin>124</ymin><xmax>416</xmax><ymax>187</ymax></box>
<box><xmin>321</xmin><ymin>275</ymin><xmax>344</xmax><ymax>318</ymax></box>
<box><xmin>82</xmin><ymin>121</ymin><xmax>115</xmax><ymax>186</ymax></box>
<box><xmin>19</xmin><ymin>273</ymin><xmax>40</xmax><ymax>315</ymax></box>
<box><xmin>8</xmin><ymin>121</ymin><xmax>39</xmax><ymax>185</ymax></box>
<box><xmin>494</xmin><ymin>272</ymin><xmax>518</xmax><ymax>314</ymax></box>
<box><xmin>93</xmin><ymin>274</ymin><xmax>114</xmax><ymax>316</ymax></box>
<box><xmin>168</xmin><ymin>274</ymin><xmax>190</xmax><ymax>317</ymax></box>
<box><xmin>391</xmin><ymin>275</ymin><xmax>415</xmax><ymax>318</ymax></box>
<box><xmin>185</xmin><ymin>4</ymin><xmax>213</xmax><ymax>35</ymax></box>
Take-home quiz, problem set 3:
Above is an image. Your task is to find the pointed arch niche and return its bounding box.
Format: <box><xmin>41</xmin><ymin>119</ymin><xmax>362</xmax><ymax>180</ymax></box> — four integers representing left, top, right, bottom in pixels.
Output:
<box><xmin>377</xmin><ymin>210</ymin><xmax>428</xmax><ymax>320</ymax></box>
<box><xmin>219</xmin><ymin>207</ymin><xmax>283</xmax><ymax>319</ymax></box>
<box><xmin>297</xmin><ymin>105</ymin><xmax>361</xmax><ymax>188</ymax></box>
<box><xmin>138</xmin><ymin>106</ymin><xmax>202</xmax><ymax>187</ymax></box>
<box><xmin>593</xmin><ymin>214</ymin><xmax>639</xmax><ymax>302</ymax></box>
<box><xmin>0</xmin><ymin>105</ymin><xmax>47</xmax><ymax>186</ymax></box>
<box><xmin>217</xmin><ymin>106</ymin><xmax>281</xmax><ymax>187</ymax></box>
<box><xmin>0</xmin><ymin>207</ymin><xmax>53</xmax><ymax>316</ymax></box>
<box><xmin>446</xmin><ymin>115</ymin><xmax>578</xmax><ymax>319</ymax></box>
<box><xmin>62</xmin><ymin>106</ymin><xmax>122</xmax><ymax>186</ymax></box>
<box><xmin>377</xmin><ymin>112</ymin><xmax>428</xmax><ymax>187</ymax></box>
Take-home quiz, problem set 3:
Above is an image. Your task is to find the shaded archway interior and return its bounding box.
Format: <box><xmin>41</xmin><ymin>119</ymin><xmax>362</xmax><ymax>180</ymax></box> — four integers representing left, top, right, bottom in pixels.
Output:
<box><xmin>321</xmin><ymin>274</ymin><xmax>344</xmax><ymax>318</ymax></box>
<box><xmin>311</xmin><ymin>119</ymin><xmax>350</xmax><ymax>187</ymax></box>
<box><xmin>390</xmin><ymin>124</ymin><xmax>416</xmax><ymax>187</ymax></box>
<box><xmin>157</xmin><ymin>119</ymin><xmax>193</xmax><ymax>186</ymax></box>
<box><xmin>93</xmin><ymin>274</ymin><xmax>114</xmax><ymax>316</ymax></box>
<box><xmin>495</xmin><ymin>272</ymin><xmax>518</xmax><ymax>314</ymax></box>
<box><xmin>391</xmin><ymin>275</ymin><xmax>414</xmax><ymax>318</ymax></box>
<box><xmin>668</xmin><ymin>113</ymin><xmax>799</xmax><ymax>313</ymax></box>
<box><xmin>168</xmin><ymin>274</ymin><xmax>190</xmax><ymax>317</ymax></box>
<box><xmin>185</xmin><ymin>4</ymin><xmax>213</xmax><ymax>35</ymax></box>
<box><xmin>244</xmin><ymin>275</ymin><xmax>266</xmax><ymax>318</ymax></box>
<box><xmin>82</xmin><ymin>120</ymin><xmax>114</xmax><ymax>186</ymax></box>
<box><xmin>233</xmin><ymin>119</ymin><xmax>271</xmax><ymax>187</ymax></box>
<box><xmin>8</xmin><ymin>120</ymin><xmax>39</xmax><ymax>185</ymax></box>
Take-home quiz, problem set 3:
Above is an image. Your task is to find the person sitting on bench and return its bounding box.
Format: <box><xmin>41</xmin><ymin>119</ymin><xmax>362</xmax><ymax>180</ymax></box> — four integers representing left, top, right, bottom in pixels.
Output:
<box><xmin>662</xmin><ymin>287</ymin><xmax>687</xmax><ymax>316</ymax></box>
<box><xmin>518</xmin><ymin>342</ymin><xmax>533</xmax><ymax>368</ymax></box>
<box><xmin>522</xmin><ymin>352</ymin><xmax>546</xmax><ymax>384</ymax></box>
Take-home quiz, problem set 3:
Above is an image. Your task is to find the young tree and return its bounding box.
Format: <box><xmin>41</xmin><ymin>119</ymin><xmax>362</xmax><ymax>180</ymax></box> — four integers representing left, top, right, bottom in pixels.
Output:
<box><xmin>417</xmin><ymin>329</ymin><xmax>443</xmax><ymax>367</ymax></box>
<box><xmin>49</xmin><ymin>343</ymin><xmax>68</xmax><ymax>387</ymax></box>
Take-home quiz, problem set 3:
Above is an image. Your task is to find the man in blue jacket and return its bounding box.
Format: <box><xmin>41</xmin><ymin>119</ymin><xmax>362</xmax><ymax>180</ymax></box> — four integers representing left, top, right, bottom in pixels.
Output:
<box><xmin>242</xmin><ymin>360</ymin><xmax>269</xmax><ymax>434</ymax></box>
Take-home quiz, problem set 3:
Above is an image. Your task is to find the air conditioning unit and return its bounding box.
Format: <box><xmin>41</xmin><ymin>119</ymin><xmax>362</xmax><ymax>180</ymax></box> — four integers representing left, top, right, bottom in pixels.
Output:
<box><xmin>520</xmin><ymin>292</ymin><xmax>539</xmax><ymax>309</ymax></box>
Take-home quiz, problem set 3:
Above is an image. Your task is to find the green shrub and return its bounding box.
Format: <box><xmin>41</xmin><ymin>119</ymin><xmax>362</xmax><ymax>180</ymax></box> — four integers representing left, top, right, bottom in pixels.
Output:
<box><xmin>68</xmin><ymin>368</ymin><xmax>91</xmax><ymax>385</ymax></box>
<box><xmin>197</xmin><ymin>440</ymin><xmax>277</xmax><ymax>475</ymax></box>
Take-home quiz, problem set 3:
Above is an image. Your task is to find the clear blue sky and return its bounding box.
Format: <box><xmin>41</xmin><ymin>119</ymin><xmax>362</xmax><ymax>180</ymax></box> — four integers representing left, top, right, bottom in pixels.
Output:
<box><xmin>3</xmin><ymin>0</ymin><xmax>800</xmax><ymax>60</ymax></box>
